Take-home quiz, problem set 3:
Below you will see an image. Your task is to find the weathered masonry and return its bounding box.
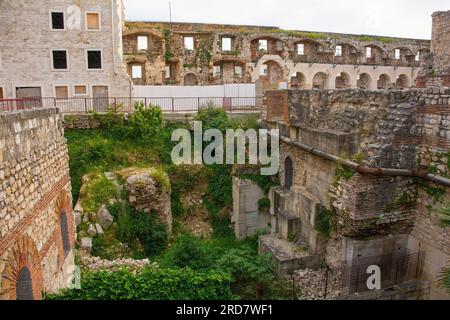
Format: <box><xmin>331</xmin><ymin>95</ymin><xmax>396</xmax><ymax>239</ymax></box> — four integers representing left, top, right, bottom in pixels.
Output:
<box><xmin>122</xmin><ymin>21</ymin><xmax>430</xmax><ymax>89</ymax></box>
<box><xmin>0</xmin><ymin>108</ymin><xmax>74</xmax><ymax>300</ymax></box>
<box><xmin>0</xmin><ymin>0</ymin><xmax>131</xmax><ymax>100</ymax></box>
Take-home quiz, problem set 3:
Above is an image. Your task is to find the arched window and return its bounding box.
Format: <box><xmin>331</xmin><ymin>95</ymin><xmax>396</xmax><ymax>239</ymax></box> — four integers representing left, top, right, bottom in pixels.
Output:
<box><xmin>335</xmin><ymin>72</ymin><xmax>350</xmax><ymax>89</ymax></box>
<box><xmin>284</xmin><ymin>157</ymin><xmax>293</xmax><ymax>190</ymax></box>
<box><xmin>184</xmin><ymin>73</ymin><xmax>198</xmax><ymax>86</ymax></box>
<box><xmin>357</xmin><ymin>73</ymin><xmax>372</xmax><ymax>90</ymax></box>
<box><xmin>312</xmin><ymin>72</ymin><xmax>328</xmax><ymax>89</ymax></box>
<box><xmin>60</xmin><ymin>211</ymin><xmax>71</xmax><ymax>258</ymax></box>
<box><xmin>16</xmin><ymin>267</ymin><xmax>33</xmax><ymax>300</ymax></box>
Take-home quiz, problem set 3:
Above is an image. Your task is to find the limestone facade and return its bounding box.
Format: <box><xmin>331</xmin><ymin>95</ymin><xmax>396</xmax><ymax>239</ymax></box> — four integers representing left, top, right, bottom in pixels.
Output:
<box><xmin>0</xmin><ymin>0</ymin><xmax>131</xmax><ymax>99</ymax></box>
<box><xmin>0</xmin><ymin>107</ymin><xmax>74</xmax><ymax>300</ymax></box>
<box><xmin>123</xmin><ymin>21</ymin><xmax>430</xmax><ymax>89</ymax></box>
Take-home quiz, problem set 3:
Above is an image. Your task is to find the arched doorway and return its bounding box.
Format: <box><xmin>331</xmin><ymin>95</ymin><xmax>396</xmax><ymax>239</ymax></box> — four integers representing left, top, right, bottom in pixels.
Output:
<box><xmin>184</xmin><ymin>73</ymin><xmax>198</xmax><ymax>86</ymax></box>
<box><xmin>395</xmin><ymin>74</ymin><xmax>409</xmax><ymax>89</ymax></box>
<box><xmin>312</xmin><ymin>72</ymin><xmax>328</xmax><ymax>90</ymax></box>
<box><xmin>291</xmin><ymin>72</ymin><xmax>306</xmax><ymax>88</ymax></box>
<box><xmin>335</xmin><ymin>72</ymin><xmax>351</xmax><ymax>89</ymax></box>
<box><xmin>16</xmin><ymin>267</ymin><xmax>33</xmax><ymax>300</ymax></box>
<box><xmin>377</xmin><ymin>74</ymin><xmax>391</xmax><ymax>90</ymax></box>
<box><xmin>262</xmin><ymin>60</ymin><xmax>283</xmax><ymax>89</ymax></box>
<box><xmin>284</xmin><ymin>157</ymin><xmax>293</xmax><ymax>190</ymax></box>
<box><xmin>357</xmin><ymin>73</ymin><xmax>372</xmax><ymax>90</ymax></box>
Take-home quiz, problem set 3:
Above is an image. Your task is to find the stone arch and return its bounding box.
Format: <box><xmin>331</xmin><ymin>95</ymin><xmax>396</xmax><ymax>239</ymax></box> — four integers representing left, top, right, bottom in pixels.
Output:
<box><xmin>291</xmin><ymin>72</ymin><xmax>306</xmax><ymax>88</ymax></box>
<box><xmin>357</xmin><ymin>73</ymin><xmax>372</xmax><ymax>90</ymax></box>
<box><xmin>284</xmin><ymin>156</ymin><xmax>293</xmax><ymax>190</ymax></box>
<box><xmin>335</xmin><ymin>72</ymin><xmax>351</xmax><ymax>89</ymax></box>
<box><xmin>262</xmin><ymin>60</ymin><xmax>284</xmax><ymax>89</ymax></box>
<box><xmin>395</xmin><ymin>74</ymin><xmax>410</xmax><ymax>89</ymax></box>
<box><xmin>0</xmin><ymin>235</ymin><xmax>43</xmax><ymax>300</ymax></box>
<box><xmin>377</xmin><ymin>74</ymin><xmax>391</xmax><ymax>90</ymax></box>
<box><xmin>312</xmin><ymin>72</ymin><xmax>329</xmax><ymax>89</ymax></box>
<box><xmin>55</xmin><ymin>191</ymin><xmax>74</xmax><ymax>266</ymax></box>
<box><xmin>184</xmin><ymin>73</ymin><xmax>198</xmax><ymax>86</ymax></box>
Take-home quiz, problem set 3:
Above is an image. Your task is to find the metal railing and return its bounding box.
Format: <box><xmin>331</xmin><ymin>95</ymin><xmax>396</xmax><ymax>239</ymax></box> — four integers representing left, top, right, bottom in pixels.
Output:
<box><xmin>0</xmin><ymin>96</ymin><xmax>263</xmax><ymax>113</ymax></box>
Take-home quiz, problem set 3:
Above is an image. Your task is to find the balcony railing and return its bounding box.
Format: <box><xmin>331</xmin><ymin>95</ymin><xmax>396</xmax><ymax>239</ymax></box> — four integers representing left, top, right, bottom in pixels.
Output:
<box><xmin>0</xmin><ymin>97</ymin><xmax>263</xmax><ymax>114</ymax></box>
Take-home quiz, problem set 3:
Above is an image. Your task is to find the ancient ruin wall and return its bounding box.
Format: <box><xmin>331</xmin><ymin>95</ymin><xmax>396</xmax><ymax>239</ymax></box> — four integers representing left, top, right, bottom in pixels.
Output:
<box><xmin>0</xmin><ymin>108</ymin><xmax>74</xmax><ymax>300</ymax></box>
<box><xmin>431</xmin><ymin>11</ymin><xmax>450</xmax><ymax>76</ymax></box>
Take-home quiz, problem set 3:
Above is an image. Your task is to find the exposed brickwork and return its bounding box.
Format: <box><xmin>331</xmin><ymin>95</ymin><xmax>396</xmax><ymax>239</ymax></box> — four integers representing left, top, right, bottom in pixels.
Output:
<box><xmin>0</xmin><ymin>108</ymin><xmax>74</xmax><ymax>300</ymax></box>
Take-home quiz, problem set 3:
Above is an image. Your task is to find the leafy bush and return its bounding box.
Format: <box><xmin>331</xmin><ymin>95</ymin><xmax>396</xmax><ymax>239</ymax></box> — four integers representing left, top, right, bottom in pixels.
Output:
<box><xmin>258</xmin><ymin>198</ymin><xmax>271</xmax><ymax>213</ymax></box>
<box><xmin>46</xmin><ymin>267</ymin><xmax>233</xmax><ymax>300</ymax></box>
<box><xmin>316</xmin><ymin>207</ymin><xmax>333</xmax><ymax>238</ymax></box>
<box><xmin>195</xmin><ymin>107</ymin><xmax>229</xmax><ymax>132</ymax></box>
<box><xmin>160</xmin><ymin>234</ymin><xmax>216</xmax><ymax>271</ymax></box>
<box><xmin>125</xmin><ymin>103</ymin><xmax>164</xmax><ymax>144</ymax></box>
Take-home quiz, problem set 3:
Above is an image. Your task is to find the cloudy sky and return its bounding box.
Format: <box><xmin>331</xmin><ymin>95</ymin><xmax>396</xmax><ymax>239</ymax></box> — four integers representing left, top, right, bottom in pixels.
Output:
<box><xmin>123</xmin><ymin>0</ymin><xmax>448</xmax><ymax>39</ymax></box>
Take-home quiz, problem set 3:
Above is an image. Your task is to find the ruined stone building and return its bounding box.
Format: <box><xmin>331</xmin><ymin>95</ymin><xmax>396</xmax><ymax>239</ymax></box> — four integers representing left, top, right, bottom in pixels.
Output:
<box><xmin>232</xmin><ymin>11</ymin><xmax>450</xmax><ymax>299</ymax></box>
<box><xmin>122</xmin><ymin>21</ymin><xmax>430</xmax><ymax>90</ymax></box>
<box><xmin>0</xmin><ymin>0</ymin><xmax>132</xmax><ymax>101</ymax></box>
<box><xmin>0</xmin><ymin>107</ymin><xmax>74</xmax><ymax>299</ymax></box>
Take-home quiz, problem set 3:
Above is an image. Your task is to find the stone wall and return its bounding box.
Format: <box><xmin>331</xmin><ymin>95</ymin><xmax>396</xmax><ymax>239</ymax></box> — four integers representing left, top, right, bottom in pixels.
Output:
<box><xmin>262</xmin><ymin>88</ymin><xmax>450</xmax><ymax>299</ymax></box>
<box><xmin>0</xmin><ymin>107</ymin><xmax>74</xmax><ymax>300</ymax></box>
<box><xmin>123</xmin><ymin>21</ymin><xmax>429</xmax><ymax>88</ymax></box>
<box><xmin>431</xmin><ymin>11</ymin><xmax>450</xmax><ymax>77</ymax></box>
<box><xmin>0</xmin><ymin>0</ymin><xmax>131</xmax><ymax>99</ymax></box>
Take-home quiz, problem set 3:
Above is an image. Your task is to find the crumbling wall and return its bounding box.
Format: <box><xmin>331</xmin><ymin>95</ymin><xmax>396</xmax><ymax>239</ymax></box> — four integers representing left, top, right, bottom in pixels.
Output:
<box><xmin>0</xmin><ymin>108</ymin><xmax>74</xmax><ymax>300</ymax></box>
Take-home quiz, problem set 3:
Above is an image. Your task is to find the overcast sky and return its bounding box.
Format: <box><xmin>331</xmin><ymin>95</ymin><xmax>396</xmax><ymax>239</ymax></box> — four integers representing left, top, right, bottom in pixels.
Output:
<box><xmin>123</xmin><ymin>0</ymin><xmax>449</xmax><ymax>39</ymax></box>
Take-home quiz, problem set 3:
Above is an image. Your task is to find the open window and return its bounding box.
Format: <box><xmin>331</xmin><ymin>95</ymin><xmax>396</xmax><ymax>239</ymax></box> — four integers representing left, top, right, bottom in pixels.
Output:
<box><xmin>258</xmin><ymin>39</ymin><xmax>268</xmax><ymax>51</ymax></box>
<box><xmin>184</xmin><ymin>37</ymin><xmax>194</xmax><ymax>51</ymax></box>
<box><xmin>222</xmin><ymin>37</ymin><xmax>232</xmax><ymax>52</ymax></box>
<box><xmin>366</xmin><ymin>47</ymin><xmax>372</xmax><ymax>58</ymax></box>
<box><xmin>234</xmin><ymin>65</ymin><xmax>243</xmax><ymax>78</ymax></box>
<box><xmin>52</xmin><ymin>50</ymin><xmax>68</xmax><ymax>70</ymax></box>
<box><xmin>335</xmin><ymin>45</ymin><xmax>342</xmax><ymax>57</ymax></box>
<box><xmin>213</xmin><ymin>65</ymin><xmax>221</xmax><ymax>78</ymax></box>
<box><xmin>51</xmin><ymin>11</ymin><xmax>65</xmax><ymax>30</ymax></box>
<box><xmin>87</xmin><ymin>50</ymin><xmax>102</xmax><ymax>69</ymax></box>
<box><xmin>395</xmin><ymin>49</ymin><xmax>401</xmax><ymax>60</ymax></box>
<box><xmin>138</xmin><ymin>36</ymin><xmax>148</xmax><ymax>50</ymax></box>
<box><xmin>132</xmin><ymin>65</ymin><xmax>142</xmax><ymax>79</ymax></box>
<box><xmin>297</xmin><ymin>43</ymin><xmax>305</xmax><ymax>55</ymax></box>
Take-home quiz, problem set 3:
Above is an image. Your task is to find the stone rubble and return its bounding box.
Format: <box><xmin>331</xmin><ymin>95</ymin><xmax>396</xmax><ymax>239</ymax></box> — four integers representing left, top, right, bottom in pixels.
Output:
<box><xmin>290</xmin><ymin>268</ymin><xmax>342</xmax><ymax>300</ymax></box>
<box><xmin>79</xmin><ymin>256</ymin><xmax>157</xmax><ymax>273</ymax></box>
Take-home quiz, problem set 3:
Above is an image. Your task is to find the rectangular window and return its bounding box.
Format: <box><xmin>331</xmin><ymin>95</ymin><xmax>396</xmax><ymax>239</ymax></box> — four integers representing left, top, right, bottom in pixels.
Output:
<box><xmin>213</xmin><ymin>66</ymin><xmax>221</xmax><ymax>78</ymax></box>
<box><xmin>297</xmin><ymin>44</ymin><xmax>305</xmax><ymax>55</ymax></box>
<box><xmin>51</xmin><ymin>12</ymin><xmax>64</xmax><ymax>30</ymax></box>
<box><xmin>234</xmin><ymin>65</ymin><xmax>242</xmax><ymax>78</ymax></box>
<box><xmin>165</xmin><ymin>66</ymin><xmax>171</xmax><ymax>79</ymax></box>
<box><xmin>55</xmin><ymin>86</ymin><xmax>69</xmax><ymax>99</ymax></box>
<box><xmin>52</xmin><ymin>50</ymin><xmax>68</xmax><ymax>70</ymax></box>
<box><xmin>132</xmin><ymin>65</ymin><xmax>142</xmax><ymax>79</ymax></box>
<box><xmin>0</xmin><ymin>87</ymin><xmax>3</xmax><ymax>99</ymax></box>
<box><xmin>184</xmin><ymin>37</ymin><xmax>194</xmax><ymax>51</ymax></box>
<box><xmin>87</xmin><ymin>50</ymin><xmax>102</xmax><ymax>69</ymax></box>
<box><xmin>138</xmin><ymin>36</ymin><xmax>148</xmax><ymax>50</ymax></box>
<box><xmin>395</xmin><ymin>49</ymin><xmax>401</xmax><ymax>60</ymax></box>
<box><xmin>415</xmin><ymin>51</ymin><xmax>420</xmax><ymax>62</ymax></box>
<box><xmin>335</xmin><ymin>45</ymin><xmax>342</xmax><ymax>57</ymax></box>
<box><xmin>258</xmin><ymin>39</ymin><xmax>268</xmax><ymax>51</ymax></box>
<box><xmin>222</xmin><ymin>37</ymin><xmax>232</xmax><ymax>52</ymax></box>
<box><xmin>260</xmin><ymin>64</ymin><xmax>268</xmax><ymax>76</ymax></box>
<box><xmin>86</xmin><ymin>13</ymin><xmax>100</xmax><ymax>30</ymax></box>
<box><xmin>366</xmin><ymin>47</ymin><xmax>372</xmax><ymax>58</ymax></box>
<box><xmin>74</xmin><ymin>85</ymin><xmax>87</xmax><ymax>95</ymax></box>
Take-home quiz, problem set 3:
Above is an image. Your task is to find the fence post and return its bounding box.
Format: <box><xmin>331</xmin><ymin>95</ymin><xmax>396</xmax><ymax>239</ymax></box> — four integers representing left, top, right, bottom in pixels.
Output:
<box><xmin>84</xmin><ymin>98</ymin><xmax>88</xmax><ymax>113</ymax></box>
<box><xmin>198</xmin><ymin>97</ymin><xmax>200</xmax><ymax>111</ymax></box>
<box><xmin>172</xmin><ymin>98</ymin><xmax>174</xmax><ymax>112</ymax></box>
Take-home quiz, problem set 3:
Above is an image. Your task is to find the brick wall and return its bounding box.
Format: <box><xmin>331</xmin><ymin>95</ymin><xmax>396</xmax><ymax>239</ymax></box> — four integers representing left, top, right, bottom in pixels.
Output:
<box><xmin>0</xmin><ymin>108</ymin><xmax>74</xmax><ymax>300</ymax></box>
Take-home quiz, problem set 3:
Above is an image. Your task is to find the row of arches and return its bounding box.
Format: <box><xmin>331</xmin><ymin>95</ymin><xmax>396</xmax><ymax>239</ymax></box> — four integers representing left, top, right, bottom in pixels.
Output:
<box><xmin>290</xmin><ymin>71</ymin><xmax>410</xmax><ymax>90</ymax></box>
<box><xmin>0</xmin><ymin>191</ymin><xmax>73</xmax><ymax>300</ymax></box>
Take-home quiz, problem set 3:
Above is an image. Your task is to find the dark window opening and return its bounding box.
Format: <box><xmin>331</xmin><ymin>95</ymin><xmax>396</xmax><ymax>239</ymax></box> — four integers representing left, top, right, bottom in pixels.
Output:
<box><xmin>60</xmin><ymin>211</ymin><xmax>71</xmax><ymax>257</ymax></box>
<box><xmin>16</xmin><ymin>267</ymin><xmax>34</xmax><ymax>300</ymax></box>
<box><xmin>284</xmin><ymin>157</ymin><xmax>293</xmax><ymax>190</ymax></box>
<box><xmin>51</xmin><ymin>12</ymin><xmax>64</xmax><ymax>30</ymax></box>
<box><xmin>52</xmin><ymin>50</ymin><xmax>67</xmax><ymax>70</ymax></box>
<box><xmin>87</xmin><ymin>51</ymin><xmax>102</xmax><ymax>69</ymax></box>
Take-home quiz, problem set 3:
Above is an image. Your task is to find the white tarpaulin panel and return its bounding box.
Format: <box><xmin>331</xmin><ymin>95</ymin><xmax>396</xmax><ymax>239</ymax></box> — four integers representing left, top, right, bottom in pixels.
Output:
<box><xmin>132</xmin><ymin>84</ymin><xmax>257</xmax><ymax>111</ymax></box>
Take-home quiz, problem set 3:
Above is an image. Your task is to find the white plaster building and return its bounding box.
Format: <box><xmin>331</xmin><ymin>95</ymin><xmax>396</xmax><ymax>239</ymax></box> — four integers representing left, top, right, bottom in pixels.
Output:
<box><xmin>0</xmin><ymin>0</ymin><xmax>132</xmax><ymax>100</ymax></box>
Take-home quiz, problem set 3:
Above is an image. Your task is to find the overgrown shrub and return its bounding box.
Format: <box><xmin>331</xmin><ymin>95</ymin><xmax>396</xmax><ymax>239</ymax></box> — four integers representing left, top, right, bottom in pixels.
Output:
<box><xmin>125</xmin><ymin>103</ymin><xmax>164</xmax><ymax>144</ymax></box>
<box><xmin>46</xmin><ymin>267</ymin><xmax>234</xmax><ymax>300</ymax></box>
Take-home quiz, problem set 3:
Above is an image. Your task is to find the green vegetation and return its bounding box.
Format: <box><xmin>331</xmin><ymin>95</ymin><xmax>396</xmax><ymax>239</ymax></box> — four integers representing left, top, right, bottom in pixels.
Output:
<box><xmin>334</xmin><ymin>163</ymin><xmax>355</xmax><ymax>183</ymax></box>
<box><xmin>63</xmin><ymin>105</ymin><xmax>287</xmax><ymax>300</ymax></box>
<box><xmin>258</xmin><ymin>198</ymin><xmax>271</xmax><ymax>213</ymax></box>
<box><xmin>46</xmin><ymin>267</ymin><xmax>233</xmax><ymax>300</ymax></box>
<box><xmin>315</xmin><ymin>207</ymin><xmax>333</xmax><ymax>238</ymax></box>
